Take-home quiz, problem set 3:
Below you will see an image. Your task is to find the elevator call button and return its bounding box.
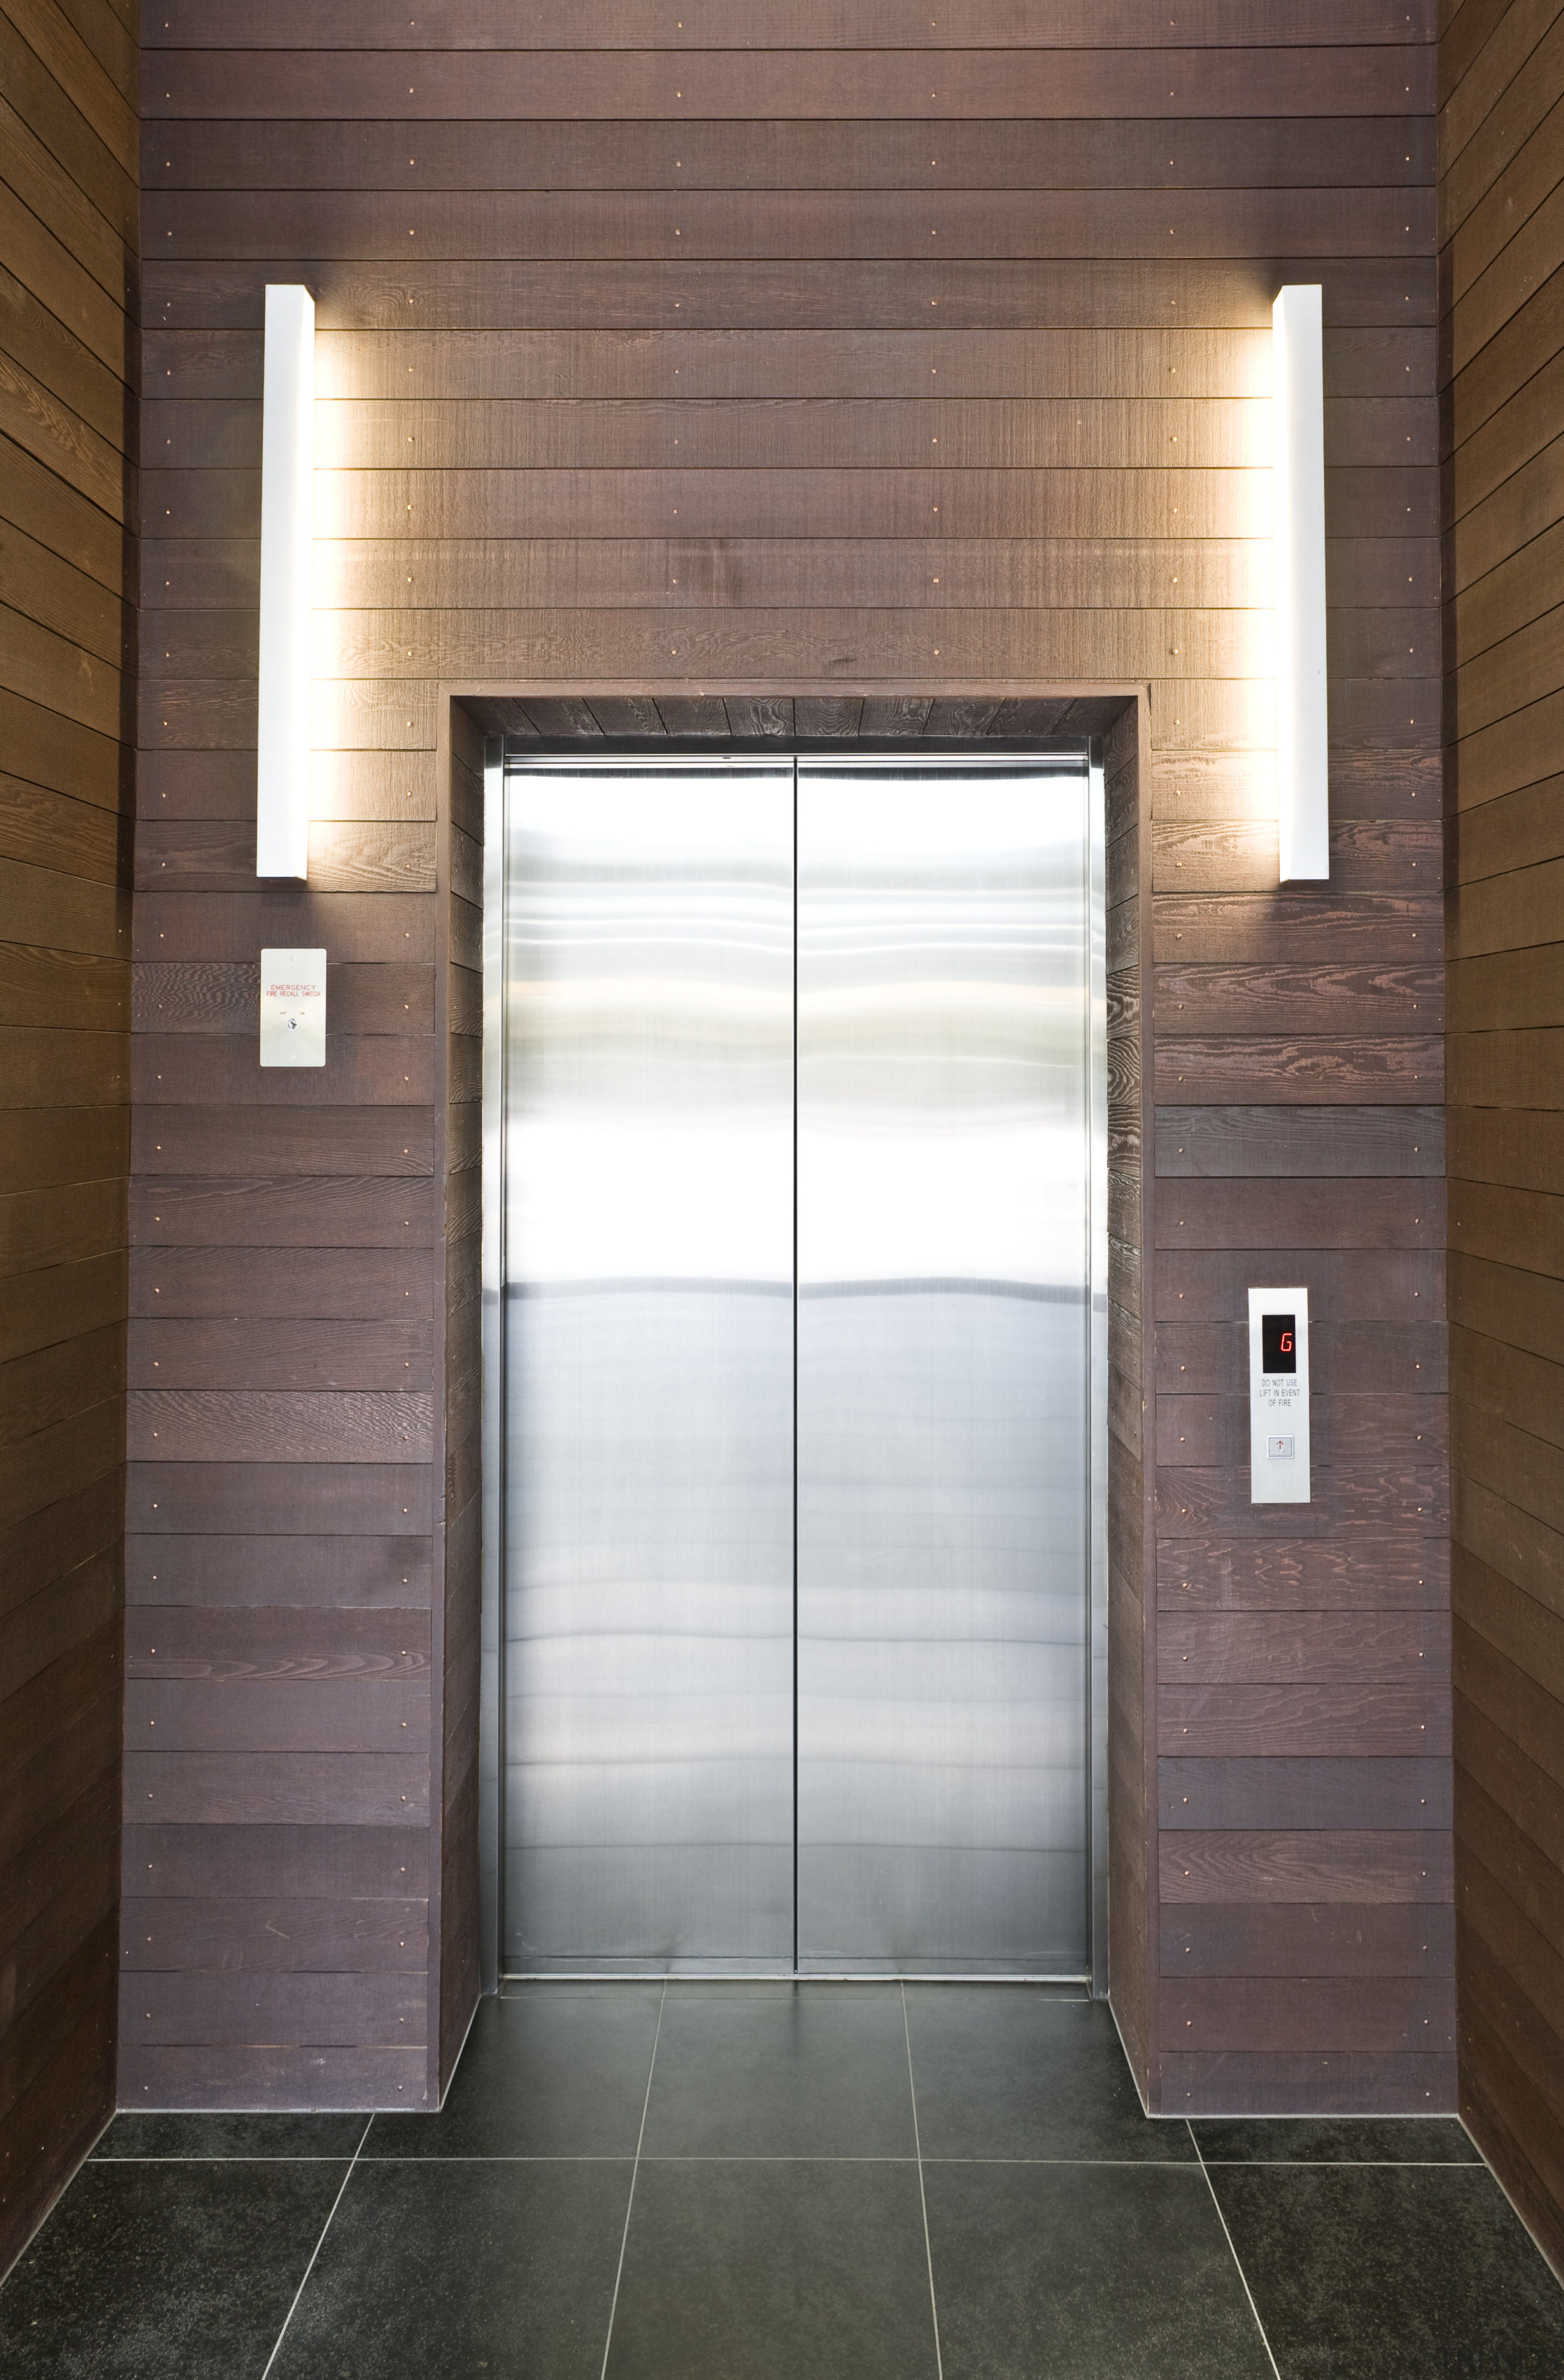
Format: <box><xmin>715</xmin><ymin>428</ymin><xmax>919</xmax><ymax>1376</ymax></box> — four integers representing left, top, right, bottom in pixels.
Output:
<box><xmin>1249</xmin><ymin>1286</ymin><xmax>1310</xmax><ymax>1504</ymax></box>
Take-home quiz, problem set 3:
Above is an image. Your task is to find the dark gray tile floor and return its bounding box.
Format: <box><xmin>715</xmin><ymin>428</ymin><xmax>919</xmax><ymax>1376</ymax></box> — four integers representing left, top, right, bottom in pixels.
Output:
<box><xmin>2</xmin><ymin>1981</ymin><xmax>1562</xmax><ymax>2378</ymax></box>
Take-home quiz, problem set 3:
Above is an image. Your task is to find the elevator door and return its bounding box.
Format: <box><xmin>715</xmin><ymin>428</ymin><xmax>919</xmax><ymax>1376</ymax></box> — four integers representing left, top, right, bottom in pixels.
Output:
<box><xmin>796</xmin><ymin>763</ymin><xmax>1091</xmax><ymax>1973</ymax></box>
<box><xmin>498</xmin><ymin>753</ymin><xmax>1097</xmax><ymax>1976</ymax></box>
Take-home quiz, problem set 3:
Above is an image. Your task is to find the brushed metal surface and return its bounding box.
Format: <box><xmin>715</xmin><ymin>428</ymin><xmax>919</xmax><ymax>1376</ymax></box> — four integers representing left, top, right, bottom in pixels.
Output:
<box><xmin>479</xmin><ymin>739</ymin><xmax>506</xmax><ymax>1993</ymax></box>
<box><xmin>795</xmin><ymin>759</ymin><xmax>1094</xmax><ymax>1974</ymax></box>
<box><xmin>491</xmin><ymin>749</ymin><xmax>1101</xmax><ymax>1979</ymax></box>
<box><xmin>500</xmin><ymin>764</ymin><xmax>795</xmax><ymax>1969</ymax></box>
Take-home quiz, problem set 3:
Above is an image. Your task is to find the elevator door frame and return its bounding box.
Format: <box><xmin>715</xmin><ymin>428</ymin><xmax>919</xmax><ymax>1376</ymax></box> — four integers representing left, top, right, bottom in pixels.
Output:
<box><xmin>478</xmin><ymin>742</ymin><xmax>1110</xmax><ymax>1993</ymax></box>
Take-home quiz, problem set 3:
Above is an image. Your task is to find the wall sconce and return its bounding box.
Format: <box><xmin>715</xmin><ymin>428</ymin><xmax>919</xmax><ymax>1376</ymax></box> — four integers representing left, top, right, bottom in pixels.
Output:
<box><xmin>256</xmin><ymin>284</ymin><xmax>314</xmax><ymax>879</ymax></box>
<box><xmin>1273</xmin><ymin>284</ymin><xmax>1329</xmax><ymax>882</ymax></box>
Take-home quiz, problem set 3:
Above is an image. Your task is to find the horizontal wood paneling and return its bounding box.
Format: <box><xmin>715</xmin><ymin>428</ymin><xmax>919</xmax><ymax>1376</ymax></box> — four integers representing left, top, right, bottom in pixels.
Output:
<box><xmin>147</xmin><ymin>3</ymin><xmax>1436</xmax><ymax>49</ymax></box>
<box><xmin>0</xmin><ymin>0</ymin><xmax>134</xmax><ymax>2276</ymax></box>
<box><xmin>143</xmin><ymin>48</ymin><xmax>1437</xmax><ymax>122</ymax></box>
<box><xmin>1444</xmin><ymin>0</ymin><xmax>1564</xmax><ymax>2277</ymax></box>
<box><xmin>1164</xmin><ymin>1901</ymin><xmax>1455</xmax><ymax>1974</ymax></box>
<box><xmin>136</xmin><ymin>3</ymin><xmax>1445</xmax><ymax>2130</ymax></box>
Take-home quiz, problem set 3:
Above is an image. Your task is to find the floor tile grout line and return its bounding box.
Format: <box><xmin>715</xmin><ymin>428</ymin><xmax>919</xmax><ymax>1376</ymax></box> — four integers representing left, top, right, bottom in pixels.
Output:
<box><xmin>598</xmin><ymin>1977</ymin><xmax>667</xmax><ymax>2380</ymax></box>
<box><xmin>901</xmin><ymin>1980</ymin><xmax>945</xmax><ymax>2380</ymax></box>
<box><xmin>1189</xmin><ymin>2121</ymin><xmax>1284</xmax><ymax>2380</ymax></box>
<box><xmin>257</xmin><ymin>2114</ymin><xmax>374</xmax><ymax>2380</ymax></box>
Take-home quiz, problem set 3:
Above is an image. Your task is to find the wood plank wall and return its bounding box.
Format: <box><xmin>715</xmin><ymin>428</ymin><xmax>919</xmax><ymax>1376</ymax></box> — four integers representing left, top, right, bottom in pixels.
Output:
<box><xmin>0</xmin><ymin>0</ymin><xmax>137</xmax><ymax>2268</ymax></box>
<box><xmin>134</xmin><ymin>1</ymin><xmax>1449</xmax><ymax>2113</ymax></box>
<box><xmin>1441</xmin><ymin>0</ymin><xmax>1564</xmax><ymax>2272</ymax></box>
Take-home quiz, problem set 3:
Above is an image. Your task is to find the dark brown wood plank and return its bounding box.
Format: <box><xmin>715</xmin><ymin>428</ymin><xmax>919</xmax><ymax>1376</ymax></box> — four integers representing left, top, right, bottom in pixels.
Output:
<box><xmin>1456</xmin><ymin>1739</ymin><xmax>1564</xmax><ymax>1964</ymax></box>
<box><xmin>1153</xmin><ymin>1178</ymin><xmax>1444</xmax><ymax>1250</ymax></box>
<box><xmin>125</xmin><ymin>1462</ymin><xmax>432</xmax><ymax>1535</ymax></box>
<box><xmin>144</xmin><ymin>254</ymin><xmax>1439</xmax><ymax>336</ymax></box>
<box><xmin>1154</xmin><ymin>962</ymin><xmax>1444</xmax><ymax>1036</ymax></box>
<box><xmin>1158</xmin><ymin>1535</ymin><xmax>1449</xmax><ymax>1612</ymax></box>
<box><xmin>1155</xmin><ymin>1247</ymin><xmax>1444</xmax><ymax>1318</ymax></box>
<box><xmin>145</xmin><ymin>45</ymin><xmax>1436</xmax><ymax>123</ymax></box>
<box><xmin>119</xmin><ymin>1968</ymin><xmax>425</xmax><ymax>2045</ymax></box>
<box><xmin>1162</xmin><ymin>1974</ymin><xmax>1453</xmax><ymax>2051</ymax></box>
<box><xmin>124</xmin><ymin>1752</ymin><xmax>430</xmax><ymax>1828</ymax></box>
<box><xmin>1160</xmin><ymin>1757</ymin><xmax>1452</xmax><ymax>1829</ymax></box>
<box><xmin>130</xmin><ymin>1316</ymin><xmax>430</xmax><ymax>1390</ymax></box>
<box><xmin>126</xmin><ymin>1388</ymin><xmax>434</xmax><ymax>1465</ymax></box>
<box><xmin>1161</xmin><ymin>2050</ymin><xmax>1456</xmax><ymax>2113</ymax></box>
<box><xmin>1158</xmin><ymin>1611</ymin><xmax>1449</xmax><ymax>1685</ymax></box>
<box><xmin>155</xmin><ymin>465</ymin><xmax>1433</xmax><ymax>545</ymax></box>
<box><xmin>142</xmin><ymin>2</ymin><xmax>1438</xmax><ymax>51</ymax></box>
<box><xmin>126</xmin><ymin>1679</ymin><xmax>427</xmax><ymax>1753</ymax></box>
<box><xmin>1154</xmin><ymin>1465</ymin><xmax>1448</xmax><ymax>1536</ymax></box>
<box><xmin>1152</xmin><ymin>893</ymin><xmax>1440</xmax><ymax>964</ymax></box>
<box><xmin>126</xmin><ymin>1606</ymin><xmax>429</xmax><ymax>1680</ymax></box>
<box><xmin>130</xmin><ymin>1108</ymin><xmax>435</xmax><ymax>1179</ymax></box>
<box><xmin>114</xmin><ymin>2043</ymin><xmax>429</xmax><ymax>2108</ymax></box>
<box><xmin>1158</xmin><ymin>1684</ymin><xmax>1452</xmax><ymax>1756</ymax></box>
<box><xmin>130</xmin><ymin>1247</ymin><xmax>433</xmax><ymax>1319</ymax></box>
<box><xmin>1155</xmin><ymin>1106</ymin><xmax>1444</xmax><ymax>1176</ymax></box>
<box><xmin>125</xmin><ymin>1532</ymin><xmax>433</xmax><ymax>1608</ymax></box>
<box><xmin>1160</xmin><ymin>1829</ymin><xmax>1453</xmax><ymax>1903</ymax></box>
<box><xmin>140</xmin><ymin>186</ymin><xmax>1433</xmax><ymax>266</ymax></box>
<box><xmin>120</xmin><ymin>1897</ymin><xmax>428</xmax><ymax>1972</ymax></box>
<box><xmin>124</xmin><ymin>1822</ymin><xmax>431</xmax><ymax>1898</ymax></box>
<box><xmin>1163</xmin><ymin>1903</ymin><xmax>1455</xmax><ymax>1976</ymax></box>
<box><xmin>145</xmin><ymin>112</ymin><xmax>1437</xmax><ymax>194</ymax></box>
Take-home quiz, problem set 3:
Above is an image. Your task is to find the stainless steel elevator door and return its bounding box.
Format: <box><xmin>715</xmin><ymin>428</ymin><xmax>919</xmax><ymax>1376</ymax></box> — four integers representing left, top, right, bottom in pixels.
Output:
<box><xmin>795</xmin><ymin>760</ymin><xmax>1092</xmax><ymax>1972</ymax></box>
<box><xmin>501</xmin><ymin>767</ymin><xmax>795</xmax><ymax>1969</ymax></box>
<box><xmin>497</xmin><ymin>750</ymin><xmax>1096</xmax><ymax>1978</ymax></box>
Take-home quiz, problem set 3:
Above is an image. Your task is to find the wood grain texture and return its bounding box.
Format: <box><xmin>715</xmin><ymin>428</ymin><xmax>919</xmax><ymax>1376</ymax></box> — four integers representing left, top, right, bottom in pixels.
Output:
<box><xmin>134</xmin><ymin>3</ymin><xmax>1444</xmax><ymax>2126</ymax></box>
<box><xmin>1159</xmin><ymin>2051</ymin><xmax>1456</xmax><ymax>2114</ymax></box>
<box><xmin>1157</xmin><ymin>1534</ymin><xmax>1449</xmax><ymax>1609</ymax></box>
<box><xmin>1444</xmin><ymin>0</ymin><xmax>1564</xmax><ymax>2264</ymax></box>
<box><xmin>1163</xmin><ymin>1902</ymin><xmax>1455</xmax><ymax>1975</ymax></box>
<box><xmin>1159</xmin><ymin>1683</ymin><xmax>1452</xmax><ymax>1757</ymax></box>
<box><xmin>1160</xmin><ymin>1829</ymin><xmax>1453</xmax><ymax>1903</ymax></box>
<box><xmin>144</xmin><ymin>4</ymin><xmax>1438</xmax><ymax>51</ymax></box>
<box><xmin>143</xmin><ymin>47</ymin><xmax>1436</xmax><ymax>123</ymax></box>
<box><xmin>1161</xmin><ymin>1974</ymin><xmax>1454</xmax><ymax>2050</ymax></box>
<box><xmin>1158</xmin><ymin>1757</ymin><xmax>1452</xmax><ymax>1829</ymax></box>
<box><xmin>0</xmin><ymin>0</ymin><xmax>134</xmax><ymax>2271</ymax></box>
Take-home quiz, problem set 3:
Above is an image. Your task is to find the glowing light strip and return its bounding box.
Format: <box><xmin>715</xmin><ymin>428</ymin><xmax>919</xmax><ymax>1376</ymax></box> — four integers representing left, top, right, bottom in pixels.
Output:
<box><xmin>256</xmin><ymin>284</ymin><xmax>314</xmax><ymax>879</ymax></box>
<box><xmin>1273</xmin><ymin>285</ymin><xmax>1329</xmax><ymax>882</ymax></box>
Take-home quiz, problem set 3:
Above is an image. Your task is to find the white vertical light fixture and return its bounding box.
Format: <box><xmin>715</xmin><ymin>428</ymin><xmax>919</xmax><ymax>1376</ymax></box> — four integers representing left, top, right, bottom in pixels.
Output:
<box><xmin>1272</xmin><ymin>284</ymin><xmax>1329</xmax><ymax>881</ymax></box>
<box><xmin>256</xmin><ymin>284</ymin><xmax>315</xmax><ymax>878</ymax></box>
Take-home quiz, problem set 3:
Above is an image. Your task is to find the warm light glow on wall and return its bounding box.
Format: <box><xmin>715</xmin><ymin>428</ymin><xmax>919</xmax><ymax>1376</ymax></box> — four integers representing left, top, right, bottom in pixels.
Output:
<box><xmin>1273</xmin><ymin>285</ymin><xmax>1329</xmax><ymax>882</ymax></box>
<box><xmin>257</xmin><ymin>285</ymin><xmax>314</xmax><ymax>879</ymax></box>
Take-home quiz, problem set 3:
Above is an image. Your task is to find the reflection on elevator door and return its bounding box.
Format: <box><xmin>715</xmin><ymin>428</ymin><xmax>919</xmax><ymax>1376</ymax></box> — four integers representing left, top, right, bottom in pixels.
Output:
<box><xmin>499</xmin><ymin>754</ymin><xmax>1100</xmax><ymax>1977</ymax></box>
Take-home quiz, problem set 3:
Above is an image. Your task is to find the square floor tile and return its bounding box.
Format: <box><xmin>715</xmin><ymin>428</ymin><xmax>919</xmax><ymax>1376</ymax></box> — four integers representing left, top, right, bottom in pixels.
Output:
<box><xmin>905</xmin><ymin>1988</ymin><xmax>1195</xmax><ymax>2161</ymax></box>
<box><xmin>640</xmin><ymin>1982</ymin><xmax>916</xmax><ymax>2158</ymax></box>
<box><xmin>269</xmin><ymin>2158</ymin><xmax>632</xmax><ymax>2379</ymax></box>
<box><xmin>1210</xmin><ymin>2163</ymin><xmax>1564</xmax><ymax>2379</ymax></box>
<box><xmin>362</xmin><ymin>1983</ymin><xmax>662</xmax><ymax>2159</ymax></box>
<box><xmin>1193</xmin><ymin>2116</ymin><xmax>1480</xmax><ymax>2166</ymax></box>
<box><xmin>926</xmin><ymin>2161</ymin><xmax>1273</xmax><ymax>2379</ymax></box>
<box><xmin>0</xmin><ymin>2159</ymin><xmax>345</xmax><ymax>2378</ymax></box>
<box><xmin>605</xmin><ymin>2159</ymin><xmax>938</xmax><ymax>2380</ymax></box>
<box><xmin>92</xmin><ymin>2112</ymin><xmax>370</xmax><ymax>2161</ymax></box>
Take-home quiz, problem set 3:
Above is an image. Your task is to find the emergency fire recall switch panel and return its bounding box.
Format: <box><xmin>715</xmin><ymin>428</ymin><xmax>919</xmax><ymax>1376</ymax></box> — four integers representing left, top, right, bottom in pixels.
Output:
<box><xmin>1249</xmin><ymin>1285</ymin><xmax>1310</xmax><ymax>1505</ymax></box>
